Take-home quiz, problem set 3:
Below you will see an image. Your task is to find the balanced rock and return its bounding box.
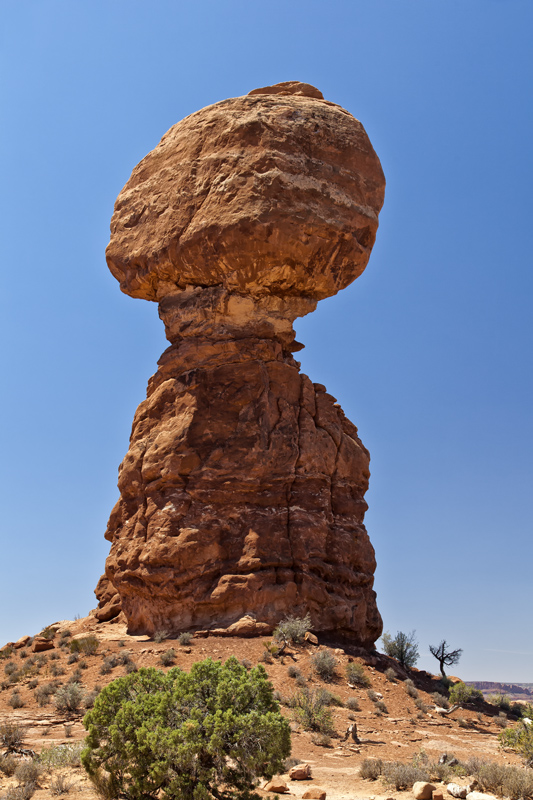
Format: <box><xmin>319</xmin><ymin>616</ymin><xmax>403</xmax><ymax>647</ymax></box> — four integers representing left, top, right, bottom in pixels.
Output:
<box><xmin>95</xmin><ymin>81</ymin><xmax>385</xmax><ymax>643</ymax></box>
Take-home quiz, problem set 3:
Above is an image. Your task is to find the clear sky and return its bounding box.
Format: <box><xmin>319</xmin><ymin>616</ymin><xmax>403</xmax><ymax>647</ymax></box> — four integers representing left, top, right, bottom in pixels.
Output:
<box><xmin>1</xmin><ymin>0</ymin><xmax>531</xmax><ymax>682</ymax></box>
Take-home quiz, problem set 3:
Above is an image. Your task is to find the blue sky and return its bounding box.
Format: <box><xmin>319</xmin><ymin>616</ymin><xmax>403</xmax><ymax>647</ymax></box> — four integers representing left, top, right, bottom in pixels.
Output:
<box><xmin>1</xmin><ymin>0</ymin><xmax>531</xmax><ymax>681</ymax></box>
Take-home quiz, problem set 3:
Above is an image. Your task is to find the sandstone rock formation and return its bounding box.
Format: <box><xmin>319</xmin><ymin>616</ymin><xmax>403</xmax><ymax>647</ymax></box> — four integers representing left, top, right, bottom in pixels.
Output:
<box><xmin>95</xmin><ymin>81</ymin><xmax>385</xmax><ymax>646</ymax></box>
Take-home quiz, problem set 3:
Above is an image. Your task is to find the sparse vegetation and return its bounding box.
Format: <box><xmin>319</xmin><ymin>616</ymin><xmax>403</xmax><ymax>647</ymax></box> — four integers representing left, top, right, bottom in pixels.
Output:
<box><xmin>382</xmin><ymin>630</ymin><xmax>419</xmax><ymax>668</ymax></box>
<box><xmin>54</xmin><ymin>682</ymin><xmax>84</xmax><ymax>714</ymax></box>
<box><xmin>82</xmin><ymin>658</ymin><xmax>291</xmax><ymax>800</ymax></box>
<box><xmin>311</xmin><ymin>650</ymin><xmax>337</xmax><ymax>682</ymax></box>
<box><xmin>287</xmin><ymin>664</ymin><xmax>302</xmax><ymax>679</ymax></box>
<box><xmin>385</xmin><ymin>666</ymin><xmax>397</xmax><ymax>682</ymax></box>
<box><xmin>50</xmin><ymin>773</ymin><xmax>76</xmax><ymax>795</ymax></box>
<box><xmin>449</xmin><ymin>681</ymin><xmax>483</xmax><ymax>705</ymax></box>
<box><xmin>404</xmin><ymin>677</ymin><xmax>418</xmax><ymax>698</ymax></box>
<box><xmin>289</xmin><ymin>687</ymin><xmax>334</xmax><ymax>734</ymax></box>
<box><xmin>37</xmin><ymin>742</ymin><xmax>84</xmax><ymax>769</ymax></box>
<box><xmin>0</xmin><ymin>754</ymin><xmax>17</xmax><ymax>777</ymax></box>
<box><xmin>346</xmin><ymin>696</ymin><xmax>360</xmax><ymax>711</ymax></box>
<box><xmin>431</xmin><ymin>691</ymin><xmax>449</xmax><ymax>708</ymax></box>
<box><xmin>153</xmin><ymin>629</ymin><xmax>169</xmax><ymax>644</ymax></box>
<box><xmin>159</xmin><ymin>648</ymin><xmax>176</xmax><ymax>666</ymax></box>
<box><xmin>500</xmin><ymin>720</ymin><xmax>533</xmax><ymax>766</ymax></box>
<box><xmin>178</xmin><ymin>632</ymin><xmax>192</xmax><ymax>646</ymax></box>
<box><xmin>375</xmin><ymin>699</ymin><xmax>388</xmax><ymax>713</ymax></box>
<box><xmin>311</xmin><ymin>732</ymin><xmax>333</xmax><ymax>747</ymax></box>
<box><xmin>273</xmin><ymin>613</ymin><xmax>312</xmax><ymax>645</ymax></box>
<box><xmin>8</xmin><ymin>691</ymin><xmax>24</xmax><ymax>708</ymax></box>
<box><xmin>69</xmin><ymin>636</ymin><xmax>99</xmax><ymax>656</ymax></box>
<box><xmin>360</xmin><ymin>757</ymin><xmax>384</xmax><ymax>780</ymax></box>
<box><xmin>345</xmin><ymin>661</ymin><xmax>370</xmax><ymax>687</ymax></box>
<box><xmin>14</xmin><ymin>760</ymin><xmax>42</xmax><ymax>788</ymax></box>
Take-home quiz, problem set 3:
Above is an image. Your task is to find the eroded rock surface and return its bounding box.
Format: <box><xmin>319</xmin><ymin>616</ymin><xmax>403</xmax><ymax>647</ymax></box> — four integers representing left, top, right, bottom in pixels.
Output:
<box><xmin>95</xmin><ymin>81</ymin><xmax>385</xmax><ymax>645</ymax></box>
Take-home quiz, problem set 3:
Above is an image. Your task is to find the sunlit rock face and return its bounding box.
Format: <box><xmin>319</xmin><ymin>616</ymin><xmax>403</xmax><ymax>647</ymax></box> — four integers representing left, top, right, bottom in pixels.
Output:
<box><xmin>95</xmin><ymin>81</ymin><xmax>385</xmax><ymax>646</ymax></box>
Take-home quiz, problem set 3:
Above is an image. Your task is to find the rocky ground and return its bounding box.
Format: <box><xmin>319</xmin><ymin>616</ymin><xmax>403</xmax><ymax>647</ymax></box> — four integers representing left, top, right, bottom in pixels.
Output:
<box><xmin>0</xmin><ymin>616</ymin><xmax>526</xmax><ymax>799</ymax></box>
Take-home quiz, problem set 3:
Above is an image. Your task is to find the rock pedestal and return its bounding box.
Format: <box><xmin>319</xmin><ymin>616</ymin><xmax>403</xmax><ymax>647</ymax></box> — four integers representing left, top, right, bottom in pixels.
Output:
<box><xmin>95</xmin><ymin>81</ymin><xmax>385</xmax><ymax>646</ymax></box>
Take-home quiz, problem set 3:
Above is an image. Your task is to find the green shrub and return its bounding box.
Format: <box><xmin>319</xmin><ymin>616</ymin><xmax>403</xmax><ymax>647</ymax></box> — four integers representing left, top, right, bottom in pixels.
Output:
<box><xmin>37</xmin><ymin>743</ymin><xmax>84</xmax><ymax>770</ymax></box>
<box><xmin>311</xmin><ymin>651</ymin><xmax>337</xmax><ymax>682</ymax></box>
<box><xmin>499</xmin><ymin>721</ymin><xmax>533</xmax><ymax>766</ymax></box>
<box><xmin>382</xmin><ymin>630</ymin><xmax>419</xmax><ymax>668</ymax></box>
<box><xmin>69</xmin><ymin>636</ymin><xmax>99</xmax><ymax>656</ymax></box>
<box><xmin>273</xmin><ymin>613</ymin><xmax>312</xmax><ymax>645</ymax></box>
<box><xmin>449</xmin><ymin>681</ymin><xmax>483</xmax><ymax>705</ymax></box>
<box><xmin>488</xmin><ymin>693</ymin><xmax>513</xmax><ymax>712</ymax></box>
<box><xmin>82</xmin><ymin>658</ymin><xmax>291</xmax><ymax>800</ymax></box>
<box><xmin>289</xmin><ymin>687</ymin><xmax>334</xmax><ymax>734</ymax></box>
<box><xmin>40</xmin><ymin>626</ymin><xmax>57</xmax><ymax>641</ymax></box>
<box><xmin>345</xmin><ymin>662</ymin><xmax>370</xmax><ymax>687</ymax></box>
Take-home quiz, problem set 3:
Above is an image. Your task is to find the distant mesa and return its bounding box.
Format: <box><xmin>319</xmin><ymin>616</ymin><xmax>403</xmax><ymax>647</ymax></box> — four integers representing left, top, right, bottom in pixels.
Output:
<box><xmin>94</xmin><ymin>81</ymin><xmax>385</xmax><ymax>646</ymax></box>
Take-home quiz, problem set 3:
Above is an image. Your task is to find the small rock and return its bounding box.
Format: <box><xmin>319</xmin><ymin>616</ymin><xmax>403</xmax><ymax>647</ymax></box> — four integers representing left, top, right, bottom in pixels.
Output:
<box><xmin>195</xmin><ymin>630</ymin><xmax>209</xmax><ymax>638</ymax></box>
<box><xmin>334</xmin><ymin>648</ymin><xmax>344</xmax><ymax>656</ymax></box>
<box><xmin>466</xmin><ymin>793</ymin><xmax>498</xmax><ymax>800</ymax></box>
<box><xmin>305</xmin><ymin>632</ymin><xmax>318</xmax><ymax>645</ymax></box>
<box><xmin>32</xmin><ymin>636</ymin><xmax>55</xmax><ymax>653</ymax></box>
<box><xmin>14</xmin><ymin>635</ymin><xmax>31</xmax><ymax>649</ymax></box>
<box><xmin>289</xmin><ymin>763</ymin><xmax>312</xmax><ymax>780</ymax></box>
<box><xmin>413</xmin><ymin>782</ymin><xmax>436</xmax><ymax>800</ymax></box>
<box><xmin>264</xmin><ymin>779</ymin><xmax>289</xmax><ymax>793</ymax></box>
<box><xmin>433</xmin><ymin>793</ymin><xmax>444</xmax><ymax>800</ymax></box>
<box><xmin>447</xmin><ymin>784</ymin><xmax>468</xmax><ymax>799</ymax></box>
<box><xmin>302</xmin><ymin>789</ymin><xmax>326</xmax><ymax>800</ymax></box>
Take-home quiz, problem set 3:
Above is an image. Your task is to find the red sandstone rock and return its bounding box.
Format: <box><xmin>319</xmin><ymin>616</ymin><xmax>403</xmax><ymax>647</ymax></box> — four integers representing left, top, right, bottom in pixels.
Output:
<box><xmin>289</xmin><ymin>763</ymin><xmax>312</xmax><ymax>780</ymax></box>
<box><xmin>32</xmin><ymin>636</ymin><xmax>55</xmax><ymax>653</ymax></box>
<box><xmin>95</xmin><ymin>82</ymin><xmax>384</xmax><ymax>645</ymax></box>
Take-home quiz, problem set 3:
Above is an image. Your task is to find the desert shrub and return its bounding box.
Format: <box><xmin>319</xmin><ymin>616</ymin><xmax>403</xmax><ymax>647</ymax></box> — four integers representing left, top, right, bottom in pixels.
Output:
<box><xmin>117</xmin><ymin>639</ymin><xmax>125</xmax><ymax>647</ymax></box>
<box><xmin>415</xmin><ymin>698</ymin><xmax>428</xmax><ymax>713</ymax></box>
<box><xmin>66</xmin><ymin>654</ymin><xmax>78</xmax><ymax>665</ymax></box>
<box><xmin>8</xmin><ymin>691</ymin><xmax>24</xmax><ymax>708</ymax></box>
<box><xmin>496</xmin><ymin>712</ymin><xmax>508</xmax><ymax>728</ymax></box>
<box><xmin>69</xmin><ymin>636</ymin><xmax>99</xmax><ymax>656</ymax></box>
<box><xmin>54</xmin><ymin>682</ymin><xmax>84</xmax><ymax>714</ymax></box>
<box><xmin>385</xmin><ymin>667</ymin><xmax>397</xmax><ymax>682</ymax></box>
<box><xmin>37</xmin><ymin>742</ymin><xmax>84</xmax><ymax>770</ymax></box>
<box><xmin>382</xmin><ymin>760</ymin><xmax>429</xmax><ymax>790</ymax></box>
<box><xmin>19</xmin><ymin>650</ymin><xmax>28</xmax><ymax>660</ymax></box>
<box><xmin>457</xmin><ymin>716</ymin><xmax>469</xmax><ymax>728</ymax></box>
<box><xmin>240</xmin><ymin>659</ymin><xmax>252</xmax><ymax>670</ymax></box>
<box><xmin>159</xmin><ymin>648</ymin><xmax>176</xmax><ymax>667</ymax></box>
<box><xmin>153</xmin><ymin>629</ymin><xmax>169</xmax><ymax>644</ymax></box>
<box><xmin>27</xmin><ymin>679</ymin><xmax>38</xmax><ymax>690</ymax></box>
<box><xmin>124</xmin><ymin>661</ymin><xmax>138</xmax><ymax>674</ymax></box>
<box><xmin>345</xmin><ymin>662</ymin><xmax>370</xmax><ymax>687</ymax></box>
<box><xmin>295</xmin><ymin>674</ymin><xmax>307</xmax><ymax>688</ymax></box>
<box><xmin>49</xmin><ymin>651</ymin><xmax>60</xmax><ymax>660</ymax></box>
<box><xmin>289</xmin><ymin>687</ymin><xmax>334</xmax><ymax>734</ymax></box>
<box><xmin>100</xmin><ymin>656</ymin><xmax>118</xmax><ymax>675</ymax></box>
<box><xmin>449</xmin><ymin>681</ymin><xmax>483</xmax><ymax>705</ymax></box>
<box><xmin>82</xmin><ymin>658</ymin><xmax>291</xmax><ymax>800</ymax></box>
<box><xmin>50</xmin><ymin>664</ymin><xmax>65</xmax><ymax>677</ymax></box>
<box><xmin>67</xmin><ymin>668</ymin><xmax>83</xmax><ymax>684</ymax></box>
<box><xmin>367</xmin><ymin>689</ymin><xmax>378</xmax><ymax>701</ymax></box>
<box><xmin>432</xmin><ymin>692</ymin><xmax>449</xmax><ymax>708</ymax></box>
<box><xmin>316</xmin><ymin>688</ymin><xmax>343</xmax><ymax>707</ymax></box>
<box><xmin>311</xmin><ymin>732</ymin><xmax>333</xmax><ymax>747</ymax></box>
<box><xmin>14</xmin><ymin>760</ymin><xmax>42</xmax><ymax>787</ymax></box>
<box><xmin>346</xmin><ymin>697</ymin><xmax>360</xmax><ymax>711</ymax></box>
<box><xmin>404</xmin><ymin>677</ymin><xmax>418</xmax><ymax>698</ymax></box>
<box><xmin>40</xmin><ymin>626</ymin><xmax>57</xmax><ymax>640</ymax></box>
<box><xmin>375</xmin><ymin>699</ymin><xmax>388</xmax><ymax>713</ymax></box>
<box><xmin>1</xmin><ymin>784</ymin><xmax>36</xmax><ymax>800</ymax></box>
<box><xmin>287</xmin><ymin>665</ymin><xmax>301</xmax><ymax>679</ymax></box>
<box><xmin>273</xmin><ymin>613</ymin><xmax>312</xmax><ymax>645</ymax></box>
<box><xmin>360</xmin><ymin>758</ymin><xmax>383</xmax><ymax>780</ymax></box>
<box><xmin>78</xmin><ymin>659</ymin><xmax>88</xmax><ymax>669</ymax></box>
<box><xmin>0</xmin><ymin>753</ymin><xmax>17</xmax><ymax>776</ymax></box>
<box><xmin>259</xmin><ymin>649</ymin><xmax>272</xmax><ymax>664</ymax></box>
<box><xmin>178</xmin><ymin>632</ymin><xmax>192</xmax><ymax>646</ymax></box>
<box><xmin>50</xmin><ymin>773</ymin><xmax>76</xmax><ymax>795</ymax></box>
<box><xmin>382</xmin><ymin>630</ymin><xmax>419</xmax><ymax>668</ymax></box>
<box><xmin>83</xmin><ymin>688</ymin><xmax>100</xmax><ymax>709</ymax></box>
<box><xmin>35</xmin><ymin>682</ymin><xmax>59</xmax><ymax>706</ymax></box>
<box><xmin>500</xmin><ymin>721</ymin><xmax>533</xmax><ymax>766</ymax></box>
<box><xmin>4</xmin><ymin>662</ymin><xmax>17</xmax><ymax>676</ymax></box>
<box><xmin>311</xmin><ymin>650</ymin><xmax>337</xmax><ymax>682</ymax></box>
<box><xmin>488</xmin><ymin>693</ymin><xmax>512</xmax><ymax>712</ymax></box>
